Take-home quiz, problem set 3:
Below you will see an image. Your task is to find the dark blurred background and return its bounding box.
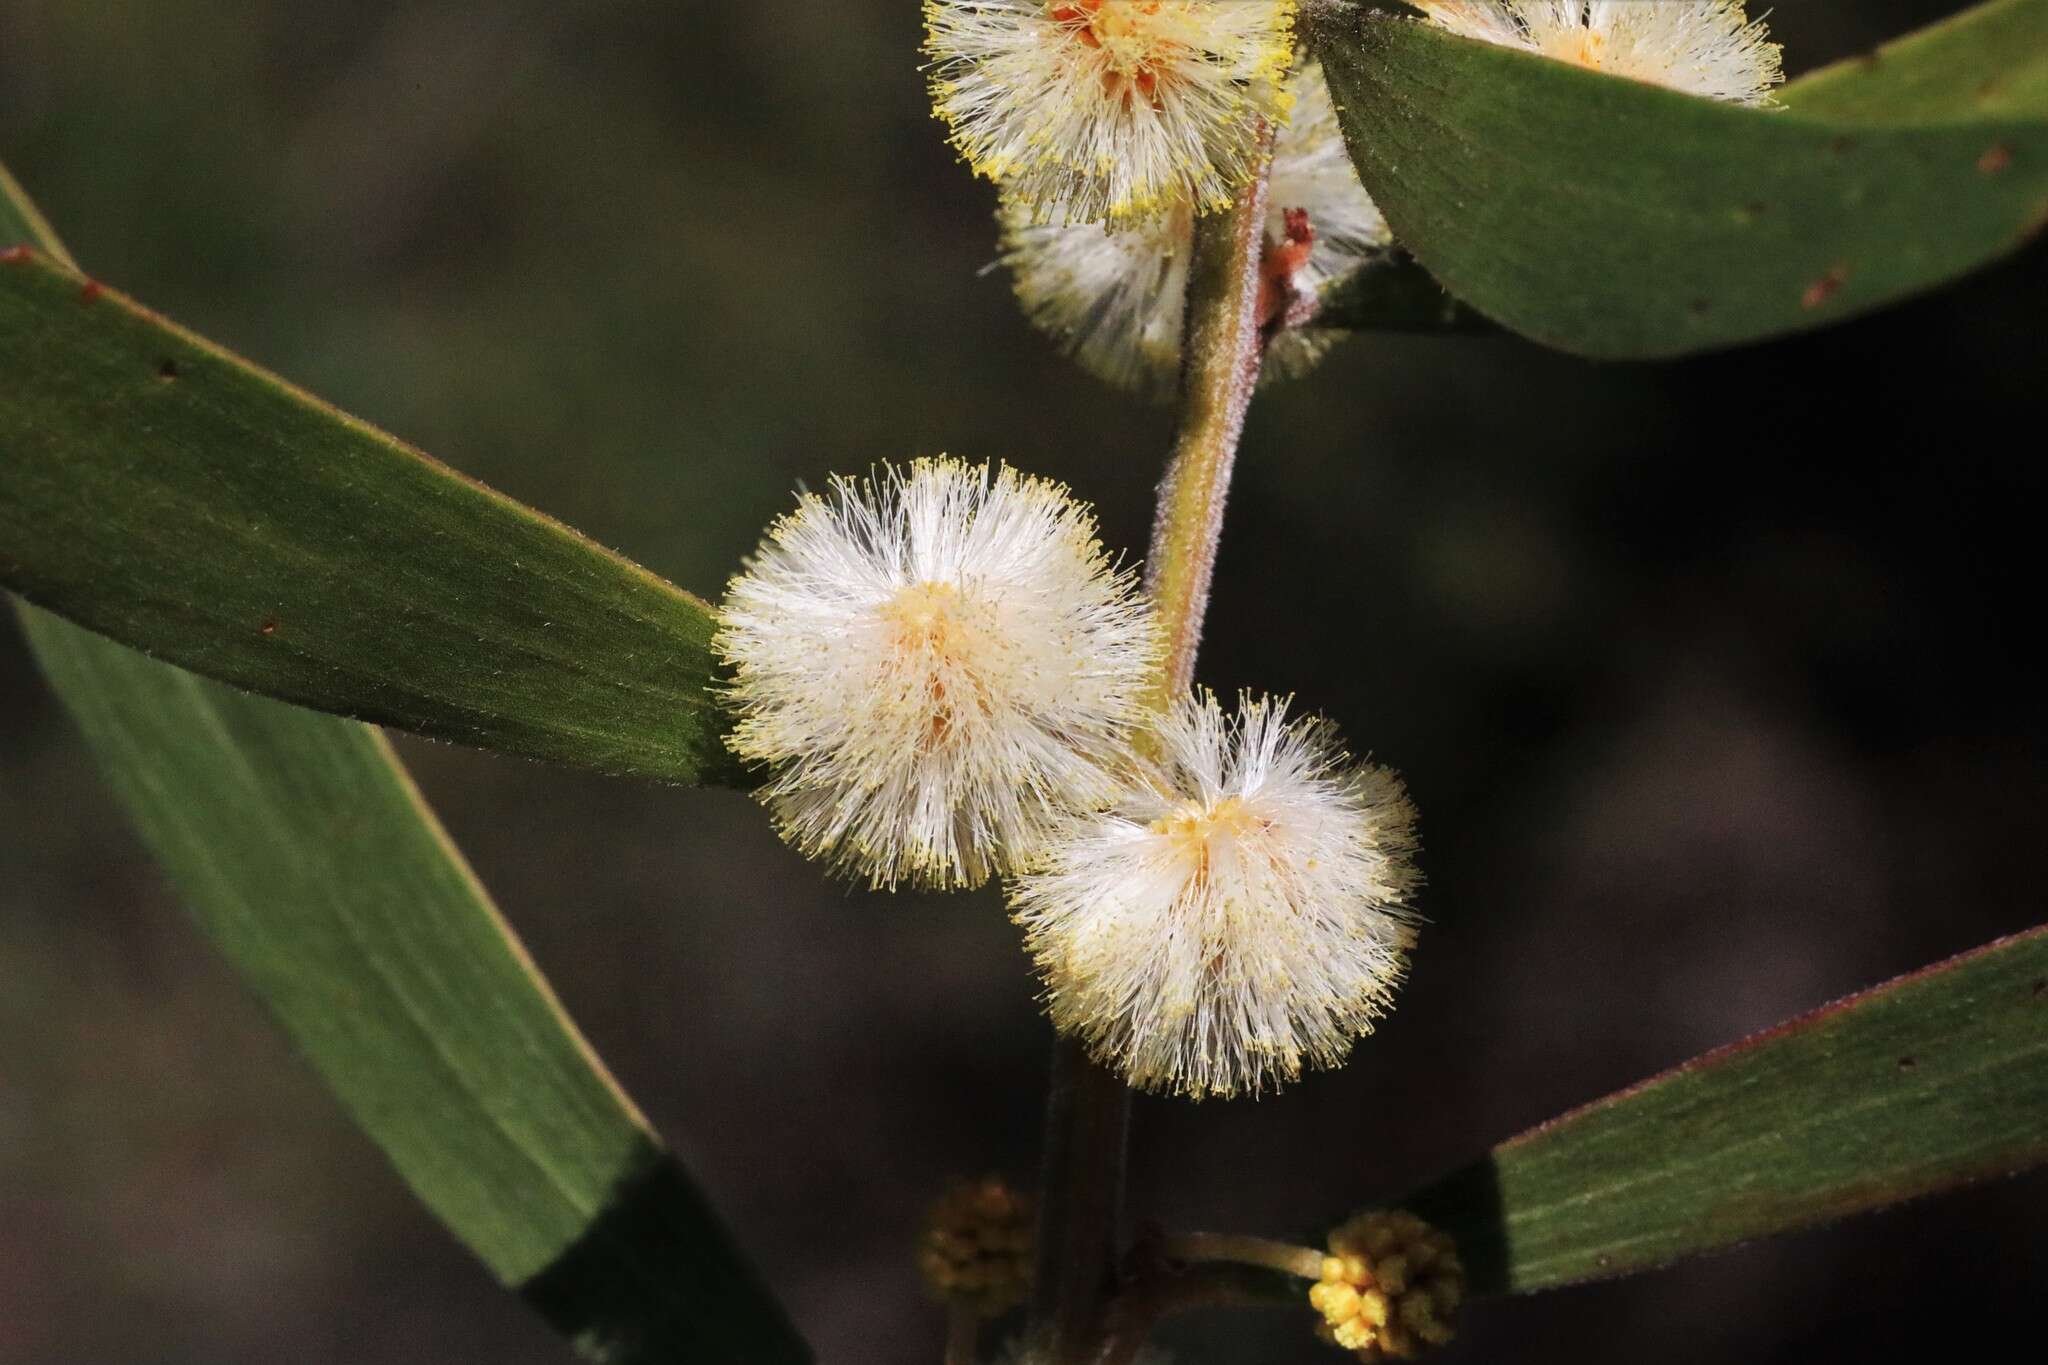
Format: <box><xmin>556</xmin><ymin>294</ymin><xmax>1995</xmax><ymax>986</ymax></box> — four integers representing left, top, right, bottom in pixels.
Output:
<box><xmin>2</xmin><ymin>2</ymin><xmax>2044</xmax><ymax>1362</ymax></box>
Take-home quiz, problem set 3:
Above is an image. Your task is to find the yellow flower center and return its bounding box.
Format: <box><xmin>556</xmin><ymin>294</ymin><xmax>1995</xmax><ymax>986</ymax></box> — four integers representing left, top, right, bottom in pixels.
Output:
<box><xmin>1155</xmin><ymin>785</ymin><xmax>1245</xmax><ymax>839</ymax></box>
<box><xmin>1541</xmin><ymin>27</ymin><xmax>1608</xmax><ymax>71</ymax></box>
<box><xmin>1049</xmin><ymin>0</ymin><xmax>1175</xmax><ymax>105</ymax></box>
<box><xmin>882</xmin><ymin>579</ymin><xmax>962</xmax><ymax>650</ymax></box>
<box><xmin>1150</xmin><ymin>794</ymin><xmax>1261</xmax><ymax>848</ymax></box>
<box><xmin>881</xmin><ymin>580</ymin><xmax>970</xmax><ymax>746</ymax></box>
<box><xmin>1147</xmin><ymin>796</ymin><xmax>1268</xmax><ymax>897</ymax></box>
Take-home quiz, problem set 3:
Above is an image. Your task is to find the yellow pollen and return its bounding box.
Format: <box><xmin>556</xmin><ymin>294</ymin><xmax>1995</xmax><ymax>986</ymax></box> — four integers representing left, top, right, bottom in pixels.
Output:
<box><xmin>1050</xmin><ymin>0</ymin><xmax>1178</xmax><ymax>105</ymax></box>
<box><xmin>881</xmin><ymin>580</ymin><xmax>974</xmax><ymax>748</ymax></box>
<box><xmin>882</xmin><ymin>579</ymin><xmax>962</xmax><ymax>651</ymax></box>
<box><xmin>1149</xmin><ymin>795</ymin><xmax>1260</xmax><ymax>849</ymax></box>
<box><xmin>1545</xmin><ymin>29</ymin><xmax>1608</xmax><ymax>70</ymax></box>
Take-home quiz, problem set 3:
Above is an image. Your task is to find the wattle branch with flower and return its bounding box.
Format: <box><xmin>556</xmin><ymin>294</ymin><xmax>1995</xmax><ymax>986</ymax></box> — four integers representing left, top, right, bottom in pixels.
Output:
<box><xmin>3</xmin><ymin>2</ymin><xmax>2044</xmax><ymax>1364</ymax></box>
<box><xmin>770</xmin><ymin>4</ymin><xmax>1785</xmax><ymax>1359</ymax></box>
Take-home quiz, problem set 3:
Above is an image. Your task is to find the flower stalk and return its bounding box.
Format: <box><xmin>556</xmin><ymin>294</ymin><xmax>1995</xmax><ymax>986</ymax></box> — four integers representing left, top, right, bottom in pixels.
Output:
<box><xmin>1028</xmin><ymin>121</ymin><xmax>1279</xmax><ymax>1364</ymax></box>
<box><xmin>1145</xmin><ymin>121</ymin><xmax>1277</xmax><ymax>704</ymax></box>
<box><xmin>1163</xmin><ymin>1231</ymin><xmax>1328</xmax><ymax>1282</ymax></box>
<box><xmin>1028</xmin><ymin>1037</ymin><xmax>1138</xmax><ymax>1362</ymax></box>
<box><xmin>1096</xmin><ymin>1228</ymin><xmax>1313</xmax><ymax>1365</ymax></box>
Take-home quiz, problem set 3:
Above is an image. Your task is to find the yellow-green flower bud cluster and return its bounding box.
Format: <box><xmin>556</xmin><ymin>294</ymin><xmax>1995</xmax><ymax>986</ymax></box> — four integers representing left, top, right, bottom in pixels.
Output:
<box><xmin>1309</xmin><ymin>1211</ymin><xmax>1464</xmax><ymax>1360</ymax></box>
<box><xmin>917</xmin><ymin>1176</ymin><xmax>1037</xmax><ymax>1316</ymax></box>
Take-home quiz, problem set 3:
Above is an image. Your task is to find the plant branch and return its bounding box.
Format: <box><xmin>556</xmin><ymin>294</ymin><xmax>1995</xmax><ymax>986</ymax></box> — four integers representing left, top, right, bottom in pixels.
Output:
<box><xmin>1028</xmin><ymin>130</ymin><xmax>1280</xmax><ymax>1365</ymax></box>
<box><xmin>1144</xmin><ymin>126</ymin><xmax>1278</xmax><ymax>703</ymax></box>
<box><xmin>1029</xmin><ymin>1037</ymin><xmax>1135</xmax><ymax>1363</ymax></box>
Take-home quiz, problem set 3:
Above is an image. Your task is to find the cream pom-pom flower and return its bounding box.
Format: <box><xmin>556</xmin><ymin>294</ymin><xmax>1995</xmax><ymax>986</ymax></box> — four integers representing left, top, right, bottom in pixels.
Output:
<box><xmin>714</xmin><ymin>458</ymin><xmax>1161</xmax><ymax>891</ymax></box>
<box><xmin>1010</xmin><ymin>691</ymin><xmax>1420</xmax><ymax>1099</ymax></box>
<box><xmin>1414</xmin><ymin>0</ymin><xmax>1783</xmax><ymax>105</ymax></box>
<box><xmin>923</xmin><ymin>0</ymin><xmax>1298</xmax><ymax>224</ymax></box>
<box><xmin>998</xmin><ymin>60</ymin><xmax>1391</xmax><ymax>398</ymax></box>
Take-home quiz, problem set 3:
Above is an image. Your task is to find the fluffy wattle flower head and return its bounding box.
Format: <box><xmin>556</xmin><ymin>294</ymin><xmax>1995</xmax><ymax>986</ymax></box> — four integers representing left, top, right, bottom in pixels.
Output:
<box><xmin>924</xmin><ymin>0</ymin><xmax>1298</xmax><ymax>224</ymax></box>
<box><xmin>1415</xmin><ymin>1</ymin><xmax>1783</xmax><ymax>105</ymax></box>
<box><xmin>1010</xmin><ymin>691</ymin><xmax>1420</xmax><ymax>1099</ymax></box>
<box><xmin>715</xmin><ymin>458</ymin><xmax>1161</xmax><ymax>890</ymax></box>
<box><xmin>998</xmin><ymin>60</ymin><xmax>1390</xmax><ymax>397</ymax></box>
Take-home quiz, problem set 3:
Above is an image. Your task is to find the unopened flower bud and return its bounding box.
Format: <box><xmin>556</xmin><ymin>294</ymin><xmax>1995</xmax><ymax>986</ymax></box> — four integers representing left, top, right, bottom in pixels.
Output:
<box><xmin>1309</xmin><ymin>1211</ymin><xmax>1464</xmax><ymax>1360</ymax></box>
<box><xmin>918</xmin><ymin>1176</ymin><xmax>1037</xmax><ymax>1316</ymax></box>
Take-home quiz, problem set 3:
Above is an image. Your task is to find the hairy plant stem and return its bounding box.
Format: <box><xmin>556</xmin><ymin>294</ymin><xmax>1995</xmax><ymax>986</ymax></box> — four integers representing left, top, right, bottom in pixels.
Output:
<box><xmin>1144</xmin><ymin>131</ymin><xmax>1276</xmax><ymax>704</ymax></box>
<box><xmin>1028</xmin><ymin>130</ymin><xmax>1278</xmax><ymax>1365</ymax></box>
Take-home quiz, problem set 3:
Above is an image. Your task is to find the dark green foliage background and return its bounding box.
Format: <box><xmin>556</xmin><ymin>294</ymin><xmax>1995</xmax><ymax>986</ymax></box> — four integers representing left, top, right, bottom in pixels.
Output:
<box><xmin>1</xmin><ymin>2</ymin><xmax>2043</xmax><ymax>1362</ymax></box>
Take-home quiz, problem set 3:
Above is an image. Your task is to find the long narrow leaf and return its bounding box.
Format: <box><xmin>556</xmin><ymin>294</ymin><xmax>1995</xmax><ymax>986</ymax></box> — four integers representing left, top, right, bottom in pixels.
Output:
<box><xmin>1782</xmin><ymin>0</ymin><xmax>2048</xmax><ymax>122</ymax></box>
<box><xmin>1402</xmin><ymin>927</ymin><xmax>2048</xmax><ymax>1293</ymax></box>
<box><xmin>0</xmin><ymin>243</ymin><xmax>739</xmax><ymax>786</ymax></box>
<box><xmin>5</xmin><ymin>166</ymin><xmax>807</xmax><ymax>1362</ymax></box>
<box><xmin>1312</xmin><ymin>4</ymin><xmax>2048</xmax><ymax>358</ymax></box>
